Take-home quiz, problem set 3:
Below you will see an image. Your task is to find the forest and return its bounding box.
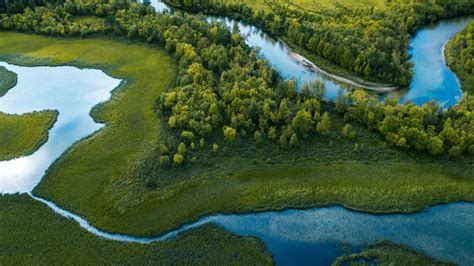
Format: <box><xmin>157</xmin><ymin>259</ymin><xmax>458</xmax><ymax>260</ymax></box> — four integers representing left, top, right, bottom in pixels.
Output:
<box><xmin>446</xmin><ymin>21</ymin><xmax>474</xmax><ymax>93</ymax></box>
<box><xmin>165</xmin><ymin>0</ymin><xmax>474</xmax><ymax>86</ymax></box>
<box><xmin>0</xmin><ymin>0</ymin><xmax>473</xmax><ymax>167</ymax></box>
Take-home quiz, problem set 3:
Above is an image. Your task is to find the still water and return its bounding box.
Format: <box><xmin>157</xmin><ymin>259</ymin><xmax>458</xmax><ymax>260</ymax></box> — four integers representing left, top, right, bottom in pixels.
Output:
<box><xmin>0</xmin><ymin>62</ymin><xmax>121</xmax><ymax>193</ymax></box>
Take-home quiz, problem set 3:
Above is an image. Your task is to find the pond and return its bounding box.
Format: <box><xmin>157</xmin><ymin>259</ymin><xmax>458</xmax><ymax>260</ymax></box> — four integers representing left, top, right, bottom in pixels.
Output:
<box><xmin>0</xmin><ymin>62</ymin><xmax>121</xmax><ymax>193</ymax></box>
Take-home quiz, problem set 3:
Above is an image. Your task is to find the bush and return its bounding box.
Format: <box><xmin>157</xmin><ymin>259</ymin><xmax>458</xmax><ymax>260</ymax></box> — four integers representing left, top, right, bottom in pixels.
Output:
<box><xmin>341</xmin><ymin>124</ymin><xmax>356</xmax><ymax>140</ymax></box>
<box><xmin>173</xmin><ymin>154</ymin><xmax>184</xmax><ymax>165</ymax></box>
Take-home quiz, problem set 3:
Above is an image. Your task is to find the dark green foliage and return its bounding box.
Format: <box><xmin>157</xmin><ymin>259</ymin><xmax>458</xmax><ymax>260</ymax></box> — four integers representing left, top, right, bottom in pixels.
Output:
<box><xmin>446</xmin><ymin>21</ymin><xmax>474</xmax><ymax>93</ymax></box>
<box><xmin>0</xmin><ymin>194</ymin><xmax>273</xmax><ymax>265</ymax></box>
<box><xmin>333</xmin><ymin>241</ymin><xmax>454</xmax><ymax>266</ymax></box>
<box><xmin>0</xmin><ymin>65</ymin><xmax>16</xmax><ymax>96</ymax></box>
<box><xmin>338</xmin><ymin>89</ymin><xmax>474</xmax><ymax>156</ymax></box>
<box><xmin>166</xmin><ymin>0</ymin><xmax>474</xmax><ymax>86</ymax></box>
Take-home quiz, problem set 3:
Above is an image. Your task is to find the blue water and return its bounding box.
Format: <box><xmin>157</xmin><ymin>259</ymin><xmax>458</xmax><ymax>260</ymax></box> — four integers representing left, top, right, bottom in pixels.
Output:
<box><xmin>213</xmin><ymin>204</ymin><xmax>474</xmax><ymax>265</ymax></box>
<box><xmin>394</xmin><ymin>17</ymin><xmax>472</xmax><ymax>108</ymax></box>
<box><xmin>0</xmin><ymin>2</ymin><xmax>472</xmax><ymax>265</ymax></box>
<box><xmin>152</xmin><ymin>1</ymin><xmax>472</xmax><ymax>107</ymax></box>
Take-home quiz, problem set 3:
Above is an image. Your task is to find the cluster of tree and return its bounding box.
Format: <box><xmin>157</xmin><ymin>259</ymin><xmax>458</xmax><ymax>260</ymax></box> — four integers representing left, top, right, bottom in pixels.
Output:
<box><xmin>1</xmin><ymin>0</ymin><xmax>473</xmax><ymax>166</ymax></box>
<box><xmin>446</xmin><ymin>21</ymin><xmax>474</xmax><ymax>93</ymax></box>
<box><xmin>337</xmin><ymin>90</ymin><xmax>474</xmax><ymax>156</ymax></box>
<box><xmin>0</xmin><ymin>0</ymin><xmax>335</xmax><ymax>166</ymax></box>
<box><xmin>0</xmin><ymin>0</ymin><xmax>137</xmax><ymax>35</ymax></box>
<box><xmin>165</xmin><ymin>0</ymin><xmax>474</xmax><ymax>86</ymax></box>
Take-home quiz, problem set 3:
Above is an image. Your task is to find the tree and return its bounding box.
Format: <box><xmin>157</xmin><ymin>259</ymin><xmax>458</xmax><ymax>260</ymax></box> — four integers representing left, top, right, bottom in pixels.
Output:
<box><xmin>341</xmin><ymin>124</ymin><xmax>356</xmax><ymax>140</ymax></box>
<box><xmin>173</xmin><ymin>154</ymin><xmax>184</xmax><ymax>165</ymax></box>
<box><xmin>178</xmin><ymin>142</ymin><xmax>186</xmax><ymax>155</ymax></box>
<box><xmin>290</xmin><ymin>133</ymin><xmax>298</xmax><ymax>147</ymax></box>
<box><xmin>223</xmin><ymin>126</ymin><xmax>237</xmax><ymax>142</ymax></box>
<box><xmin>317</xmin><ymin>112</ymin><xmax>331</xmax><ymax>135</ymax></box>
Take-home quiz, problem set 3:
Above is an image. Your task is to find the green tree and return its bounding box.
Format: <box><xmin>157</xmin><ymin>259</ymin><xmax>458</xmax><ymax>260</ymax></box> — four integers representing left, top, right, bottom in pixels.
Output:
<box><xmin>317</xmin><ymin>112</ymin><xmax>331</xmax><ymax>135</ymax></box>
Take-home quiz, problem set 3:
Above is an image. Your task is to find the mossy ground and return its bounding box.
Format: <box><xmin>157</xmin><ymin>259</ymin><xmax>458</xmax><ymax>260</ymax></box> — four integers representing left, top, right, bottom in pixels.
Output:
<box><xmin>0</xmin><ymin>111</ymin><xmax>58</xmax><ymax>161</ymax></box>
<box><xmin>0</xmin><ymin>194</ymin><xmax>272</xmax><ymax>265</ymax></box>
<box><xmin>333</xmin><ymin>241</ymin><xmax>454</xmax><ymax>266</ymax></box>
<box><xmin>0</xmin><ymin>65</ymin><xmax>17</xmax><ymax>96</ymax></box>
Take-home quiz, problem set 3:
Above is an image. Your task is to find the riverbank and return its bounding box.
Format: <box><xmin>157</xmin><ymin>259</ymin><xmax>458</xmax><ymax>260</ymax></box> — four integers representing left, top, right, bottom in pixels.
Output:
<box><xmin>333</xmin><ymin>241</ymin><xmax>454</xmax><ymax>266</ymax></box>
<box><xmin>164</xmin><ymin>0</ymin><xmax>399</xmax><ymax>93</ymax></box>
<box><xmin>0</xmin><ymin>110</ymin><xmax>58</xmax><ymax>161</ymax></box>
<box><xmin>0</xmin><ymin>30</ymin><xmax>464</xmax><ymax>236</ymax></box>
<box><xmin>0</xmin><ymin>65</ymin><xmax>16</xmax><ymax>96</ymax></box>
<box><xmin>280</xmin><ymin>37</ymin><xmax>399</xmax><ymax>92</ymax></box>
<box><xmin>445</xmin><ymin>21</ymin><xmax>474</xmax><ymax>93</ymax></box>
<box><xmin>0</xmin><ymin>194</ymin><xmax>272</xmax><ymax>264</ymax></box>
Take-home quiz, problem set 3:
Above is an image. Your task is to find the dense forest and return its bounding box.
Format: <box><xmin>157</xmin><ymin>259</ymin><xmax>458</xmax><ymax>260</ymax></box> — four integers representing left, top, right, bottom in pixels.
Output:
<box><xmin>446</xmin><ymin>21</ymin><xmax>474</xmax><ymax>93</ymax></box>
<box><xmin>165</xmin><ymin>0</ymin><xmax>474</xmax><ymax>86</ymax></box>
<box><xmin>0</xmin><ymin>0</ymin><xmax>473</xmax><ymax>166</ymax></box>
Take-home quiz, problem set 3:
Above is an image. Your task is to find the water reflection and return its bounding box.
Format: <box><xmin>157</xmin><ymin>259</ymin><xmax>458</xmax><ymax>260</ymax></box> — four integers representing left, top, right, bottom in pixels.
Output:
<box><xmin>0</xmin><ymin>62</ymin><xmax>121</xmax><ymax>193</ymax></box>
<box><xmin>151</xmin><ymin>1</ymin><xmax>472</xmax><ymax>107</ymax></box>
<box><xmin>392</xmin><ymin>17</ymin><xmax>472</xmax><ymax>108</ymax></box>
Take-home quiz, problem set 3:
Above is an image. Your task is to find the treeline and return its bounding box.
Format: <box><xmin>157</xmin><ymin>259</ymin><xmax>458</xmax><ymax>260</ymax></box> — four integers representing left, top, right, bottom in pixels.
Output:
<box><xmin>165</xmin><ymin>0</ymin><xmax>474</xmax><ymax>86</ymax></box>
<box><xmin>0</xmin><ymin>0</ymin><xmax>65</xmax><ymax>13</ymax></box>
<box><xmin>0</xmin><ymin>0</ymin><xmax>334</xmax><ymax>166</ymax></box>
<box><xmin>0</xmin><ymin>0</ymin><xmax>473</xmax><ymax>166</ymax></box>
<box><xmin>337</xmin><ymin>90</ymin><xmax>474</xmax><ymax>156</ymax></box>
<box><xmin>446</xmin><ymin>22</ymin><xmax>474</xmax><ymax>93</ymax></box>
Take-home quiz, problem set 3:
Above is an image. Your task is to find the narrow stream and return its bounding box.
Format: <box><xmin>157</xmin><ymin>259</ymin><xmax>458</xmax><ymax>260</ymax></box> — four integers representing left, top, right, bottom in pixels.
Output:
<box><xmin>0</xmin><ymin>1</ymin><xmax>473</xmax><ymax>265</ymax></box>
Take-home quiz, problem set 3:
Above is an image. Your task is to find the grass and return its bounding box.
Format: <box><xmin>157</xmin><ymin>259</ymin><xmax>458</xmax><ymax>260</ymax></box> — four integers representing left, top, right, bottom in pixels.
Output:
<box><xmin>0</xmin><ymin>111</ymin><xmax>58</xmax><ymax>161</ymax></box>
<box><xmin>332</xmin><ymin>241</ymin><xmax>454</xmax><ymax>266</ymax></box>
<box><xmin>0</xmin><ymin>32</ymin><xmax>469</xmax><ymax>237</ymax></box>
<box><xmin>0</xmin><ymin>65</ymin><xmax>17</xmax><ymax>96</ymax></box>
<box><xmin>230</xmin><ymin>0</ymin><xmax>387</xmax><ymax>11</ymax></box>
<box><xmin>0</xmin><ymin>194</ymin><xmax>272</xmax><ymax>265</ymax></box>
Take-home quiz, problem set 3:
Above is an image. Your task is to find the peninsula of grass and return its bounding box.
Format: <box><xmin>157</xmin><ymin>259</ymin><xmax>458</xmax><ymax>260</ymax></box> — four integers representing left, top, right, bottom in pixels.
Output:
<box><xmin>0</xmin><ymin>65</ymin><xmax>17</xmax><ymax>96</ymax></box>
<box><xmin>0</xmin><ymin>31</ymin><xmax>467</xmax><ymax>237</ymax></box>
<box><xmin>0</xmin><ymin>194</ymin><xmax>272</xmax><ymax>265</ymax></box>
<box><xmin>332</xmin><ymin>241</ymin><xmax>454</xmax><ymax>266</ymax></box>
<box><xmin>0</xmin><ymin>111</ymin><xmax>58</xmax><ymax>161</ymax></box>
<box><xmin>446</xmin><ymin>21</ymin><xmax>474</xmax><ymax>93</ymax></box>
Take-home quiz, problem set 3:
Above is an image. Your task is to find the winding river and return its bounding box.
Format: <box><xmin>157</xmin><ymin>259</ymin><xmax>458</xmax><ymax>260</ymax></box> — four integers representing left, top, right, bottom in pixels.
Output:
<box><xmin>0</xmin><ymin>1</ymin><xmax>473</xmax><ymax>265</ymax></box>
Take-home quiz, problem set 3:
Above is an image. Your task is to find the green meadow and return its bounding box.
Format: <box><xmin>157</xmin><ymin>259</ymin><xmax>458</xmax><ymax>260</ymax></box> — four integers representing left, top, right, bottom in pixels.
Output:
<box><xmin>0</xmin><ymin>31</ymin><xmax>469</xmax><ymax>236</ymax></box>
<box><xmin>0</xmin><ymin>111</ymin><xmax>57</xmax><ymax>161</ymax></box>
<box><xmin>0</xmin><ymin>65</ymin><xmax>16</xmax><ymax>97</ymax></box>
<box><xmin>0</xmin><ymin>194</ymin><xmax>272</xmax><ymax>265</ymax></box>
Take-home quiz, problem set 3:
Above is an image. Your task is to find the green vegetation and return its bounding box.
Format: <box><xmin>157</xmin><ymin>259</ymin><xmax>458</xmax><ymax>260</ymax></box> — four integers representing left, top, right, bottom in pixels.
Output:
<box><xmin>446</xmin><ymin>21</ymin><xmax>474</xmax><ymax>93</ymax></box>
<box><xmin>0</xmin><ymin>111</ymin><xmax>57</xmax><ymax>161</ymax></box>
<box><xmin>166</xmin><ymin>0</ymin><xmax>474</xmax><ymax>86</ymax></box>
<box><xmin>337</xmin><ymin>90</ymin><xmax>474</xmax><ymax>156</ymax></box>
<box><xmin>0</xmin><ymin>1</ymin><xmax>469</xmax><ymax>238</ymax></box>
<box><xmin>0</xmin><ymin>65</ymin><xmax>16</xmax><ymax>96</ymax></box>
<box><xmin>333</xmin><ymin>241</ymin><xmax>454</xmax><ymax>266</ymax></box>
<box><xmin>0</xmin><ymin>194</ymin><xmax>272</xmax><ymax>265</ymax></box>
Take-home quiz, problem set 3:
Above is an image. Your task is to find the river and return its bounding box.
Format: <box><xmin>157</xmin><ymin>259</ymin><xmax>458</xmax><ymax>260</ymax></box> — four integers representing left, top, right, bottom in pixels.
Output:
<box><xmin>0</xmin><ymin>1</ymin><xmax>473</xmax><ymax>265</ymax></box>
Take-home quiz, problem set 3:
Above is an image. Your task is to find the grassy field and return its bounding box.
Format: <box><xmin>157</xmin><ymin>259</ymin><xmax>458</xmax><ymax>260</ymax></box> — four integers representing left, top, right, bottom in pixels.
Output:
<box><xmin>231</xmin><ymin>0</ymin><xmax>387</xmax><ymax>11</ymax></box>
<box><xmin>0</xmin><ymin>65</ymin><xmax>17</xmax><ymax>96</ymax></box>
<box><xmin>0</xmin><ymin>111</ymin><xmax>58</xmax><ymax>161</ymax></box>
<box><xmin>0</xmin><ymin>31</ymin><xmax>471</xmax><ymax>238</ymax></box>
<box><xmin>333</xmin><ymin>241</ymin><xmax>454</xmax><ymax>266</ymax></box>
<box><xmin>0</xmin><ymin>194</ymin><xmax>272</xmax><ymax>265</ymax></box>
